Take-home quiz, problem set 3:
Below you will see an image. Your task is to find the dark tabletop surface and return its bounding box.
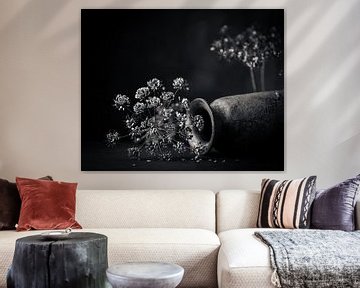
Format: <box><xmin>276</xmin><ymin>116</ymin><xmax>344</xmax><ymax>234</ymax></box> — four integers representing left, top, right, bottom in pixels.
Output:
<box><xmin>15</xmin><ymin>232</ymin><xmax>107</xmax><ymax>245</ymax></box>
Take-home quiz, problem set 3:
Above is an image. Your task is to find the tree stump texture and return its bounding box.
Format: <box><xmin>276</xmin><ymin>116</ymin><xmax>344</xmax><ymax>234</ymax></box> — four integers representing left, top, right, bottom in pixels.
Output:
<box><xmin>7</xmin><ymin>232</ymin><xmax>108</xmax><ymax>288</ymax></box>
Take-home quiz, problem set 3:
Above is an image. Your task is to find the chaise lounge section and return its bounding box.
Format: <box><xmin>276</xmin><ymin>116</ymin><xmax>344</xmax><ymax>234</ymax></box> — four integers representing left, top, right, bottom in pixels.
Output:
<box><xmin>216</xmin><ymin>189</ymin><xmax>360</xmax><ymax>288</ymax></box>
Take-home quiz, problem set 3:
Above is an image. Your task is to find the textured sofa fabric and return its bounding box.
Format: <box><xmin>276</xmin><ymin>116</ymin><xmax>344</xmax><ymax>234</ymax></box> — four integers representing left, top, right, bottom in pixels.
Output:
<box><xmin>104</xmin><ymin>228</ymin><xmax>219</xmax><ymax>287</ymax></box>
<box><xmin>217</xmin><ymin>229</ymin><xmax>275</xmax><ymax>288</ymax></box>
<box><xmin>216</xmin><ymin>190</ymin><xmax>360</xmax><ymax>288</ymax></box>
<box><xmin>2</xmin><ymin>189</ymin><xmax>359</xmax><ymax>288</ymax></box>
<box><xmin>216</xmin><ymin>190</ymin><xmax>260</xmax><ymax>233</ymax></box>
<box><xmin>0</xmin><ymin>189</ymin><xmax>218</xmax><ymax>288</ymax></box>
<box><xmin>76</xmin><ymin>190</ymin><xmax>216</xmax><ymax>231</ymax></box>
<box><xmin>0</xmin><ymin>228</ymin><xmax>219</xmax><ymax>288</ymax></box>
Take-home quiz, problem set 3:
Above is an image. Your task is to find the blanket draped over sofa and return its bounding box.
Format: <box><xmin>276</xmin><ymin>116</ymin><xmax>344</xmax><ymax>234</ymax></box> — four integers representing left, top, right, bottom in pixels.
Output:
<box><xmin>255</xmin><ymin>230</ymin><xmax>360</xmax><ymax>288</ymax></box>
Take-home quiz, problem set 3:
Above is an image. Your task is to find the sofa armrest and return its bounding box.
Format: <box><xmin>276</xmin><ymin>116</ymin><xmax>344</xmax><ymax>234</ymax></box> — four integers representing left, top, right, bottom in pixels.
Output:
<box><xmin>356</xmin><ymin>200</ymin><xmax>360</xmax><ymax>230</ymax></box>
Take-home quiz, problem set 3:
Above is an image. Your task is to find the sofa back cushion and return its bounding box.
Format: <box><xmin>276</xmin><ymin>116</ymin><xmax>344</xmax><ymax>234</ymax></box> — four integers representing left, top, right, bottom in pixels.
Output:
<box><xmin>311</xmin><ymin>175</ymin><xmax>360</xmax><ymax>231</ymax></box>
<box><xmin>257</xmin><ymin>176</ymin><xmax>317</xmax><ymax>229</ymax></box>
<box><xmin>76</xmin><ymin>190</ymin><xmax>216</xmax><ymax>231</ymax></box>
<box><xmin>216</xmin><ymin>190</ymin><xmax>260</xmax><ymax>233</ymax></box>
<box><xmin>217</xmin><ymin>190</ymin><xmax>360</xmax><ymax>233</ymax></box>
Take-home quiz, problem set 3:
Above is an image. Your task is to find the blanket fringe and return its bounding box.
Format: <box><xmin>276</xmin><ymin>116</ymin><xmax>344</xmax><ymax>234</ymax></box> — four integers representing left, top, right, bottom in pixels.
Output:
<box><xmin>271</xmin><ymin>269</ymin><xmax>281</xmax><ymax>287</ymax></box>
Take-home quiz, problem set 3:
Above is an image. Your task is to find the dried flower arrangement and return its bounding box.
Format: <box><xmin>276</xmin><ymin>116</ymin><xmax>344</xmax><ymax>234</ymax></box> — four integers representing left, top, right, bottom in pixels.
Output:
<box><xmin>106</xmin><ymin>77</ymin><xmax>205</xmax><ymax>161</ymax></box>
<box><xmin>210</xmin><ymin>25</ymin><xmax>282</xmax><ymax>92</ymax></box>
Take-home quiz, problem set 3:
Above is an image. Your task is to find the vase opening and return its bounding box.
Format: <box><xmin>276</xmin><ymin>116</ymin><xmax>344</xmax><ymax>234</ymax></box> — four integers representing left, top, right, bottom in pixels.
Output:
<box><xmin>189</xmin><ymin>98</ymin><xmax>215</xmax><ymax>154</ymax></box>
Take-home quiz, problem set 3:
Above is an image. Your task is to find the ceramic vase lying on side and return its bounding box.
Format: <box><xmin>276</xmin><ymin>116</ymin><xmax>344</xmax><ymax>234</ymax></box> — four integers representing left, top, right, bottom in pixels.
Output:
<box><xmin>189</xmin><ymin>90</ymin><xmax>284</xmax><ymax>157</ymax></box>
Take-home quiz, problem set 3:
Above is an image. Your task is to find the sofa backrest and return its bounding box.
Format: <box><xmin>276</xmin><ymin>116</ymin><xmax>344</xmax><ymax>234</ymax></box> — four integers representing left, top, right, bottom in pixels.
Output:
<box><xmin>76</xmin><ymin>190</ymin><xmax>216</xmax><ymax>231</ymax></box>
<box><xmin>216</xmin><ymin>190</ymin><xmax>260</xmax><ymax>233</ymax></box>
<box><xmin>217</xmin><ymin>190</ymin><xmax>360</xmax><ymax>233</ymax></box>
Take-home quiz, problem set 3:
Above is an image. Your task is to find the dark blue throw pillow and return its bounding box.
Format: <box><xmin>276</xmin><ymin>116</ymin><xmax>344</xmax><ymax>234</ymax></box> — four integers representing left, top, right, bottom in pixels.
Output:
<box><xmin>311</xmin><ymin>174</ymin><xmax>360</xmax><ymax>231</ymax></box>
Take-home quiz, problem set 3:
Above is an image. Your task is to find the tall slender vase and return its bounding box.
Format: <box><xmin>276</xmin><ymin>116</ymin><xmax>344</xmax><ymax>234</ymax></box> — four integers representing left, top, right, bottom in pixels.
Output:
<box><xmin>189</xmin><ymin>90</ymin><xmax>284</xmax><ymax>157</ymax></box>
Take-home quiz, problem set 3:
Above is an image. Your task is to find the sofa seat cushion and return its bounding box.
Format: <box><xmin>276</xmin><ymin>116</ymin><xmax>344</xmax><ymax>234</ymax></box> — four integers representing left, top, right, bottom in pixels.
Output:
<box><xmin>218</xmin><ymin>228</ymin><xmax>282</xmax><ymax>288</ymax></box>
<box><xmin>102</xmin><ymin>228</ymin><xmax>220</xmax><ymax>288</ymax></box>
<box><xmin>0</xmin><ymin>228</ymin><xmax>219</xmax><ymax>288</ymax></box>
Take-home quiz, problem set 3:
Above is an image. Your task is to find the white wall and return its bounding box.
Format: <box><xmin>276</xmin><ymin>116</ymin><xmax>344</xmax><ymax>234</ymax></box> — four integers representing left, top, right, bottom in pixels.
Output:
<box><xmin>0</xmin><ymin>0</ymin><xmax>359</xmax><ymax>190</ymax></box>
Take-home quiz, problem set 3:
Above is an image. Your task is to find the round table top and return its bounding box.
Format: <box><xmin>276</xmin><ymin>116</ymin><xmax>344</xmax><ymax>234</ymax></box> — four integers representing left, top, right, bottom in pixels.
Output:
<box><xmin>107</xmin><ymin>262</ymin><xmax>184</xmax><ymax>280</ymax></box>
<box><xmin>16</xmin><ymin>232</ymin><xmax>107</xmax><ymax>245</ymax></box>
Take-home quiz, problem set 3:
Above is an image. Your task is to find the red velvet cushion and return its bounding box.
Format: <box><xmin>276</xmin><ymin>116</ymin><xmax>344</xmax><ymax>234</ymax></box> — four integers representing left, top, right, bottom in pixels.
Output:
<box><xmin>16</xmin><ymin>177</ymin><xmax>82</xmax><ymax>231</ymax></box>
<box><xmin>0</xmin><ymin>176</ymin><xmax>53</xmax><ymax>230</ymax></box>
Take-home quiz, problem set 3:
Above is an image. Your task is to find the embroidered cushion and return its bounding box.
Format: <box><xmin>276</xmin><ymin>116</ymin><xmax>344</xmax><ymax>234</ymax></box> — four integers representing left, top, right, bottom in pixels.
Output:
<box><xmin>257</xmin><ymin>176</ymin><xmax>317</xmax><ymax>228</ymax></box>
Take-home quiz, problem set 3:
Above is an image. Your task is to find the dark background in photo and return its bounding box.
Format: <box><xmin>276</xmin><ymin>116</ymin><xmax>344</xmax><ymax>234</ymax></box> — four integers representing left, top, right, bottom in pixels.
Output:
<box><xmin>81</xmin><ymin>9</ymin><xmax>284</xmax><ymax>171</ymax></box>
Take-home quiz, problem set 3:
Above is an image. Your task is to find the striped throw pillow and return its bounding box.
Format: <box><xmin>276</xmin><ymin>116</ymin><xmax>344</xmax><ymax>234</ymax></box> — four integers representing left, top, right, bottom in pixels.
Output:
<box><xmin>257</xmin><ymin>176</ymin><xmax>317</xmax><ymax>229</ymax></box>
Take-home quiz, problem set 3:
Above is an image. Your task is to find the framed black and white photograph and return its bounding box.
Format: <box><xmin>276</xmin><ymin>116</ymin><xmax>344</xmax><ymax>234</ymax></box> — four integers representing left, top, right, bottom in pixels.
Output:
<box><xmin>81</xmin><ymin>9</ymin><xmax>284</xmax><ymax>171</ymax></box>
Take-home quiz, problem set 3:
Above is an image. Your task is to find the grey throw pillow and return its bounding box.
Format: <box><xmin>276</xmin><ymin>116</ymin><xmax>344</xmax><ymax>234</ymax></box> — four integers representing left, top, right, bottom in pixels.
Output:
<box><xmin>311</xmin><ymin>174</ymin><xmax>360</xmax><ymax>231</ymax></box>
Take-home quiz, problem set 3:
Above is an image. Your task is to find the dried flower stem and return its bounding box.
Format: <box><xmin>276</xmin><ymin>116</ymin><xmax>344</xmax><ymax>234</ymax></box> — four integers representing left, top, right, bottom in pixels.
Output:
<box><xmin>261</xmin><ymin>62</ymin><xmax>266</xmax><ymax>91</ymax></box>
<box><xmin>250</xmin><ymin>67</ymin><xmax>257</xmax><ymax>92</ymax></box>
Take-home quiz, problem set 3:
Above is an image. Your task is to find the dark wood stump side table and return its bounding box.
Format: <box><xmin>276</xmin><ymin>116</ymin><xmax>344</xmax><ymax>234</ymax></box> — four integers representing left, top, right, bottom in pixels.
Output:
<box><xmin>7</xmin><ymin>232</ymin><xmax>108</xmax><ymax>288</ymax></box>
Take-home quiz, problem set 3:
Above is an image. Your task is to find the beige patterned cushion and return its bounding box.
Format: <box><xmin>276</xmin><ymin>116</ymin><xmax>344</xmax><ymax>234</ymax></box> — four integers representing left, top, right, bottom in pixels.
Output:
<box><xmin>257</xmin><ymin>177</ymin><xmax>316</xmax><ymax>229</ymax></box>
<box><xmin>218</xmin><ymin>228</ymin><xmax>279</xmax><ymax>288</ymax></box>
<box><xmin>0</xmin><ymin>228</ymin><xmax>220</xmax><ymax>288</ymax></box>
<box><xmin>76</xmin><ymin>190</ymin><xmax>216</xmax><ymax>231</ymax></box>
<box><xmin>216</xmin><ymin>190</ymin><xmax>260</xmax><ymax>233</ymax></box>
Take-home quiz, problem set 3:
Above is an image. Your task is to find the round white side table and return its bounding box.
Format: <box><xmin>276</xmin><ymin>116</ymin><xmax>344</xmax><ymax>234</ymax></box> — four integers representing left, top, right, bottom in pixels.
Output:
<box><xmin>106</xmin><ymin>262</ymin><xmax>184</xmax><ymax>288</ymax></box>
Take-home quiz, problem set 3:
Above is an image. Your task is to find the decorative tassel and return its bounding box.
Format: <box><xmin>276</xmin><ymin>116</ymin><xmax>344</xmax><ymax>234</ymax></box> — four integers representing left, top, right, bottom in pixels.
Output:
<box><xmin>271</xmin><ymin>269</ymin><xmax>281</xmax><ymax>287</ymax></box>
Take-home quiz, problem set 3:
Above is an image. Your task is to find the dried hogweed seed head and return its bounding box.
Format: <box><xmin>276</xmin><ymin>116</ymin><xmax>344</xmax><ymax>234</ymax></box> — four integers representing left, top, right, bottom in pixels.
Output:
<box><xmin>172</xmin><ymin>77</ymin><xmax>189</xmax><ymax>91</ymax></box>
<box><xmin>106</xmin><ymin>130</ymin><xmax>120</xmax><ymax>147</ymax></box>
<box><xmin>135</xmin><ymin>87</ymin><xmax>150</xmax><ymax>100</ymax></box>
<box><xmin>133</xmin><ymin>102</ymin><xmax>146</xmax><ymax>114</ymax></box>
<box><xmin>146</xmin><ymin>96</ymin><xmax>161</xmax><ymax>108</ymax></box>
<box><xmin>161</xmin><ymin>91</ymin><xmax>175</xmax><ymax>102</ymax></box>
<box><xmin>113</xmin><ymin>94</ymin><xmax>130</xmax><ymax>111</ymax></box>
<box><xmin>147</xmin><ymin>78</ymin><xmax>162</xmax><ymax>91</ymax></box>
